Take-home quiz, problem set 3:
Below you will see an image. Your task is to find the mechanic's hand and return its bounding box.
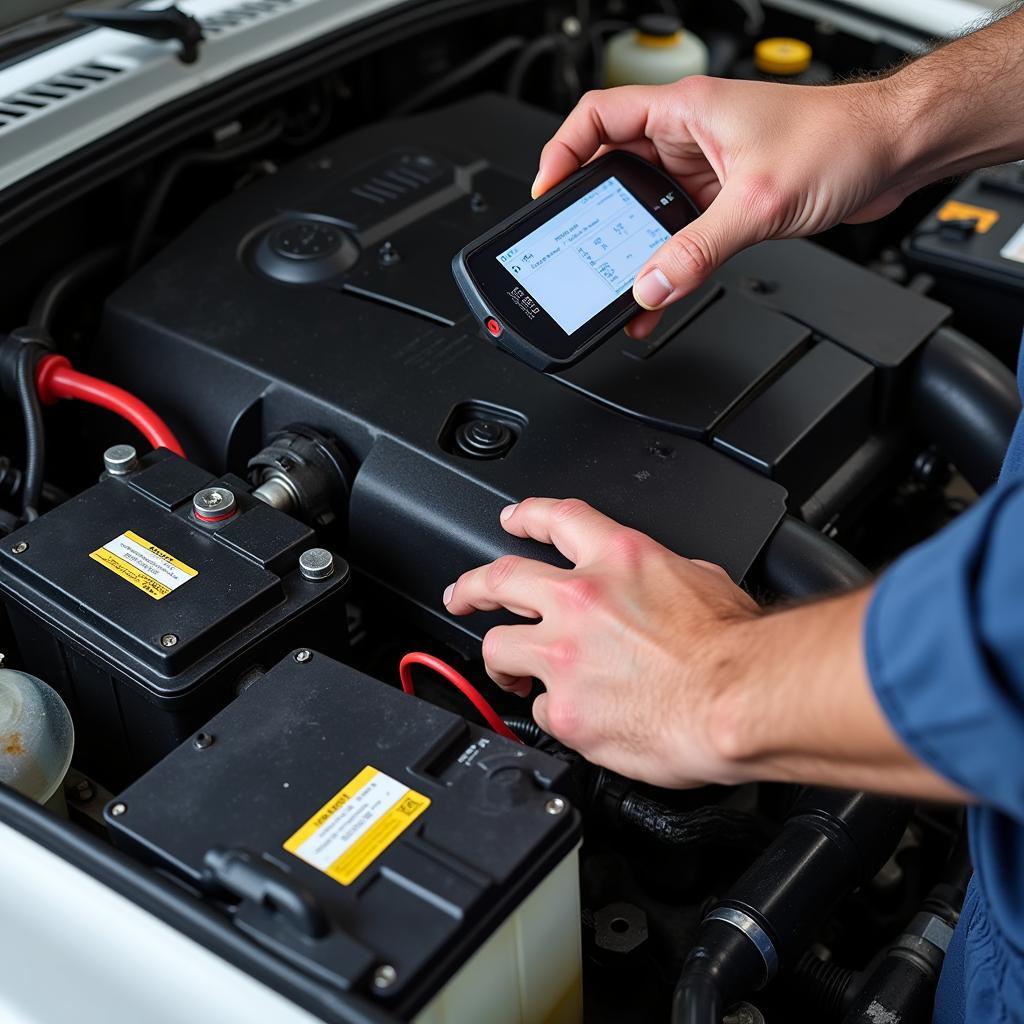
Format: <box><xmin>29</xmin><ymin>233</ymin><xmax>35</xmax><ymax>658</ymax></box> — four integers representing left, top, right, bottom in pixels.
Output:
<box><xmin>533</xmin><ymin>77</ymin><xmax>907</xmax><ymax>338</ymax></box>
<box><xmin>442</xmin><ymin>498</ymin><xmax>761</xmax><ymax>788</ymax></box>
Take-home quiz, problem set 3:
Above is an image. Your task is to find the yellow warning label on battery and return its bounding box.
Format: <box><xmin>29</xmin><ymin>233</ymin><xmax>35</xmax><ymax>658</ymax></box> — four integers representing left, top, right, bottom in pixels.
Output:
<box><xmin>283</xmin><ymin>766</ymin><xmax>430</xmax><ymax>886</ymax></box>
<box><xmin>89</xmin><ymin>529</ymin><xmax>198</xmax><ymax>600</ymax></box>
<box><xmin>937</xmin><ymin>200</ymin><xmax>1000</xmax><ymax>234</ymax></box>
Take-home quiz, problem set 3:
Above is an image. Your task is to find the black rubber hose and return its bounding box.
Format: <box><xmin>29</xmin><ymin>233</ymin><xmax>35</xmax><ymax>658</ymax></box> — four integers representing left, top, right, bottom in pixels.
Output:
<box><xmin>671</xmin><ymin>789</ymin><xmax>909</xmax><ymax>1024</ymax></box>
<box><xmin>28</xmin><ymin>243</ymin><xmax>123</xmax><ymax>333</ymax></box>
<box><xmin>730</xmin><ymin>0</ymin><xmax>765</xmax><ymax>34</ymax></box>
<box><xmin>506</xmin><ymin>33</ymin><xmax>580</xmax><ymax>102</ymax></box>
<box><xmin>14</xmin><ymin>343</ymin><xmax>45</xmax><ymax>521</ymax></box>
<box><xmin>758</xmin><ymin>515</ymin><xmax>871</xmax><ymax>598</ymax></box>
<box><xmin>672</xmin><ymin>972</ymin><xmax>722</xmax><ymax>1024</ymax></box>
<box><xmin>126</xmin><ymin>115</ymin><xmax>284</xmax><ymax>273</ymax></box>
<box><xmin>391</xmin><ymin>36</ymin><xmax>526</xmax><ymax>116</ymax></box>
<box><xmin>909</xmin><ymin>326</ymin><xmax>1021</xmax><ymax>494</ymax></box>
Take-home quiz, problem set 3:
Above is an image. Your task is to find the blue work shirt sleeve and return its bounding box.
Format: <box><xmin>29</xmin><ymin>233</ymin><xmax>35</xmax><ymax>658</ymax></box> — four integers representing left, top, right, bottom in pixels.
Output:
<box><xmin>865</xmin><ymin>478</ymin><xmax>1024</xmax><ymax>822</ymax></box>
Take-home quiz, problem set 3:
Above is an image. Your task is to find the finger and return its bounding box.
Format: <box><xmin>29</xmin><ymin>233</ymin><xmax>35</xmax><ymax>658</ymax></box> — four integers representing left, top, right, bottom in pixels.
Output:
<box><xmin>444</xmin><ymin>554</ymin><xmax>565</xmax><ymax>617</ymax></box>
<box><xmin>592</xmin><ymin>138</ymin><xmax>662</xmax><ymax>168</ymax></box>
<box><xmin>482</xmin><ymin>625</ymin><xmax>540</xmax><ymax>697</ymax></box>
<box><xmin>532</xmin><ymin>85</ymin><xmax>668</xmax><ymax>197</ymax></box>
<box><xmin>623</xmin><ymin>308</ymin><xmax>662</xmax><ymax>341</ymax></box>
<box><xmin>499</xmin><ymin>497</ymin><xmax>625</xmax><ymax>567</ymax></box>
<box><xmin>633</xmin><ymin>177</ymin><xmax>773</xmax><ymax>308</ymax></box>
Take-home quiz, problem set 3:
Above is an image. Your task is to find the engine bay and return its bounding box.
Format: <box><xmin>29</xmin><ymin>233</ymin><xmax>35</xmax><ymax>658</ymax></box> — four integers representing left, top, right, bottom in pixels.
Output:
<box><xmin>1</xmin><ymin>2</ymin><xmax>1020</xmax><ymax>1022</ymax></box>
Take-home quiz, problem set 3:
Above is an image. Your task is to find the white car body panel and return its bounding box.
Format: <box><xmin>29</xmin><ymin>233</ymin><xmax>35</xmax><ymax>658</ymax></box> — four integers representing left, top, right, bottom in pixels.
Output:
<box><xmin>0</xmin><ymin>819</ymin><xmax>324</xmax><ymax>1024</ymax></box>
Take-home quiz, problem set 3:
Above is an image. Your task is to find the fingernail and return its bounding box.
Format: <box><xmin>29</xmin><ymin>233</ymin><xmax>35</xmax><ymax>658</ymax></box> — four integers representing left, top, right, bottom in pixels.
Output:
<box><xmin>634</xmin><ymin>267</ymin><xmax>673</xmax><ymax>310</ymax></box>
<box><xmin>442</xmin><ymin>583</ymin><xmax>454</xmax><ymax>606</ymax></box>
<box><xmin>530</xmin><ymin>172</ymin><xmax>542</xmax><ymax>199</ymax></box>
<box><xmin>500</xmin><ymin>503</ymin><xmax>518</xmax><ymax>522</ymax></box>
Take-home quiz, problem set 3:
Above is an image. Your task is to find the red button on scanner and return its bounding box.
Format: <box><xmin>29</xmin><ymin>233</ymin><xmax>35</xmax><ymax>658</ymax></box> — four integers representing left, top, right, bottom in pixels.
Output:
<box><xmin>485</xmin><ymin>317</ymin><xmax>502</xmax><ymax>338</ymax></box>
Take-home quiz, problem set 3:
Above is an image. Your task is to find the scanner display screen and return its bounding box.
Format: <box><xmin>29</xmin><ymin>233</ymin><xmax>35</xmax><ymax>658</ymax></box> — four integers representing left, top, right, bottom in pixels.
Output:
<box><xmin>495</xmin><ymin>176</ymin><xmax>670</xmax><ymax>335</ymax></box>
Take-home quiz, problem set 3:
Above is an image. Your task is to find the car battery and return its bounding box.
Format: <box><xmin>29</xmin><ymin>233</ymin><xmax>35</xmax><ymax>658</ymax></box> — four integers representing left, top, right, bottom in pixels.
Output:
<box><xmin>905</xmin><ymin>163</ymin><xmax>1024</xmax><ymax>364</ymax></box>
<box><xmin>105</xmin><ymin>650</ymin><xmax>583</xmax><ymax>1024</ymax></box>
<box><xmin>0</xmin><ymin>448</ymin><xmax>349</xmax><ymax>787</ymax></box>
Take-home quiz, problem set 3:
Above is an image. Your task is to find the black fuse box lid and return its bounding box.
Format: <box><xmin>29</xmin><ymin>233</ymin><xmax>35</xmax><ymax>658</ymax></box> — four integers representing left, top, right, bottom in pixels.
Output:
<box><xmin>105</xmin><ymin>650</ymin><xmax>581</xmax><ymax>1017</ymax></box>
<box><xmin>0</xmin><ymin>451</ymin><xmax>347</xmax><ymax>703</ymax></box>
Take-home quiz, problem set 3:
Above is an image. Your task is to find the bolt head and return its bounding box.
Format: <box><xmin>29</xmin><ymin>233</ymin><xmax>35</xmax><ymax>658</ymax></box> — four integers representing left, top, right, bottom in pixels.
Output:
<box><xmin>544</xmin><ymin>796</ymin><xmax>567</xmax><ymax>816</ymax></box>
<box><xmin>299</xmin><ymin>547</ymin><xmax>335</xmax><ymax>581</ymax></box>
<box><xmin>192</xmin><ymin>486</ymin><xmax>237</xmax><ymax>523</ymax></box>
<box><xmin>373</xmin><ymin>964</ymin><xmax>398</xmax><ymax>990</ymax></box>
<box><xmin>160</xmin><ymin>633</ymin><xmax>179</xmax><ymax>648</ymax></box>
<box><xmin>103</xmin><ymin>444</ymin><xmax>139</xmax><ymax>476</ymax></box>
<box><xmin>69</xmin><ymin>779</ymin><xmax>95</xmax><ymax>803</ymax></box>
<box><xmin>109</xmin><ymin>802</ymin><xmax>127</xmax><ymax>817</ymax></box>
<box><xmin>10</xmin><ymin>541</ymin><xmax>27</xmax><ymax>554</ymax></box>
<box><xmin>193</xmin><ymin>732</ymin><xmax>214</xmax><ymax>750</ymax></box>
<box><xmin>294</xmin><ymin>649</ymin><xmax>312</xmax><ymax>663</ymax></box>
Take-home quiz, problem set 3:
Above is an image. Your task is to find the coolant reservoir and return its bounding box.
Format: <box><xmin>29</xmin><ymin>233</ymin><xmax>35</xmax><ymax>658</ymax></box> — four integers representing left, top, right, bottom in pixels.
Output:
<box><xmin>0</xmin><ymin>668</ymin><xmax>74</xmax><ymax>810</ymax></box>
<box><xmin>604</xmin><ymin>14</ymin><xmax>709</xmax><ymax>87</ymax></box>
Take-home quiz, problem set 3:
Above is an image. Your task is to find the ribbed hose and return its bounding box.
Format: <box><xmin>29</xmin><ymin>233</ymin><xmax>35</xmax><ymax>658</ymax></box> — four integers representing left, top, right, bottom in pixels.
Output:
<box><xmin>792</xmin><ymin>950</ymin><xmax>858</xmax><ymax>1020</ymax></box>
<box><xmin>618</xmin><ymin>793</ymin><xmax>768</xmax><ymax>850</ymax></box>
<box><xmin>14</xmin><ymin>344</ymin><xmax>45</xmax><ymax>521</ymax></box>
<box><xmin>503</xmin><ymin>716</ymin><xmax>548</xmax><ymax>747</ymax></box>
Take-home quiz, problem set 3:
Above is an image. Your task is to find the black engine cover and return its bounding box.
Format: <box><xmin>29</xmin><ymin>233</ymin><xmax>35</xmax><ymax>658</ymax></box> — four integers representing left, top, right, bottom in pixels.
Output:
<box><xmin>94</xmin><ymin>95</ymin><xmax>948</xmax><ymax>640</ymax></box>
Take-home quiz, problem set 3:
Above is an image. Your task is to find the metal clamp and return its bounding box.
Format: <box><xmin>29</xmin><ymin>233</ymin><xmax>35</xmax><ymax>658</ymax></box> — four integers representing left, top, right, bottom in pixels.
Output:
<box><xmin>704</xmin><ymin>907</ymin><xmax>779</xmax><ymax>986</ymax></box>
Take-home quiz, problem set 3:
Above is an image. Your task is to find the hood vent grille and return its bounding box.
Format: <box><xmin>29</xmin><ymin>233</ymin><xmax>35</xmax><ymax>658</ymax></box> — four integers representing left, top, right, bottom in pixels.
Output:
<box><xmin>201</xmin><ymin>0</ymin><xmax>295</xmax><ymax>34</ymax></box>
<box><xmin>0</xmin><ymin>62</ymin><xmax>123</xmax><ymax>132</ymax></box>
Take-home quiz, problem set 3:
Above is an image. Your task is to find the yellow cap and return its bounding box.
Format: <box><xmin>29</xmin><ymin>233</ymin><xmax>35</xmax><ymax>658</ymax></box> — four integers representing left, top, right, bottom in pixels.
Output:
<box><xmin>637</xmin><ymin>29</ymin><xmax>684</xmax><ymax>48</ymax></box>
<box><xmin>754</xmin><ymin>37</ymin><xmax>812</xmax><ymax>76</ymax></box>
<box><xmin>635</xmin><ymin>14</ymin><xmax>684</xmax><ymax>48</ymax></box>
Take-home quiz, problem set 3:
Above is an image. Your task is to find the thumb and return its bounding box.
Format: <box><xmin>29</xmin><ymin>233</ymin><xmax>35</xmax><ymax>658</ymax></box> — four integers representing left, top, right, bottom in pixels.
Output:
<box><xmin>633</xmin><ymin>181</ymin><xmax>768</xmax><ymax>310</ymax></box>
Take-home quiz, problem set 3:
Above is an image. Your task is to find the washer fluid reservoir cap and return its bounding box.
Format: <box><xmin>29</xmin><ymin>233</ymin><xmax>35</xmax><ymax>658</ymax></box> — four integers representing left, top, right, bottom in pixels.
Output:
<box><xmin>0</xmin><ymin>669</ymin><xmax>74</xmax><ymax>803</ymax></box>
<box><xmin>636</xmin><ymin>13</ymin><xmax>683</xmax><ymax>47</ymax></box>
<box><xmin>755</xmin><ymin>37</ymin><xmax>813</xmax><ymax>76</ymax></box>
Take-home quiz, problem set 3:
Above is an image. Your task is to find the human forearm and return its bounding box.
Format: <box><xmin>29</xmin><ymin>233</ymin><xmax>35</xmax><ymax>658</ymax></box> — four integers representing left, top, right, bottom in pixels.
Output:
<box><xmin>708</xmin><ymin>588</ymin><xmax>968</xmax><ymax>802</ymax></box>
<box><xmin>884</xmin><ymin>4</ymin><xmax>1024</xmax><ymax>194</ymax></box>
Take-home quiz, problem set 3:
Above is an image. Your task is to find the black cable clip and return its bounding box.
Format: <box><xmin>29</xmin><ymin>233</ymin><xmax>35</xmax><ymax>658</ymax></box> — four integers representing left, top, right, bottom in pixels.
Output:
<box><xmin>66</xmin><ymin>6</ymin><xmax>204</xmax><ymax>65</ymax></box>
<box><xmin>203</xmin><ymin>846</ymin><xmax>329</xmax><ymax>938</ymax></box>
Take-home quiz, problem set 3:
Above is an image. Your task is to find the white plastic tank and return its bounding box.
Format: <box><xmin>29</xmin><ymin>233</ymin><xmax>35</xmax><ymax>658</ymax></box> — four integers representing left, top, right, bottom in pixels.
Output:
<box><xmin>604</xmin><ymin>14</ymin><xmax>709</xmax><ymax>87</ymax></box>
<box><xmin>0</xmin><ymin>668</ymin><xmax>74</xmax><ymax>811</ymax></box>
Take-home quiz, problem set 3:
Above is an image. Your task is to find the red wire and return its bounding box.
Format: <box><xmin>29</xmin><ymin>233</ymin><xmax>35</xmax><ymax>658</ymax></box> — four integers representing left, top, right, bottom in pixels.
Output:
<box><xmin>35</xmin><ymin>354</ymin><xmax>185</xmax><ymax>457</ymax></box>
<box><xmin>399</xmin><ymin>652</ymin><xmax>523</xmax><ymax>744</ymax></box>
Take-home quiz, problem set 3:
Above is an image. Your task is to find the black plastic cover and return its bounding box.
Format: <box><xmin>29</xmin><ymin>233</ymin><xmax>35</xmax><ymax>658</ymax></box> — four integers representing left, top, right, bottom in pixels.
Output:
<box><xmin>92</xmin><ymin>95</ymin><xmax>949</xmax><ymax>637</ymax></box>
<box><xmin>106</xmin><ymin>649</ymin><xmax>580</xmax><ymax>1018</ymax></box>
<box><xmin>713</xmin><ymin>342</ymin><xmax>875</xmax><ymax>499</ymax></box>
